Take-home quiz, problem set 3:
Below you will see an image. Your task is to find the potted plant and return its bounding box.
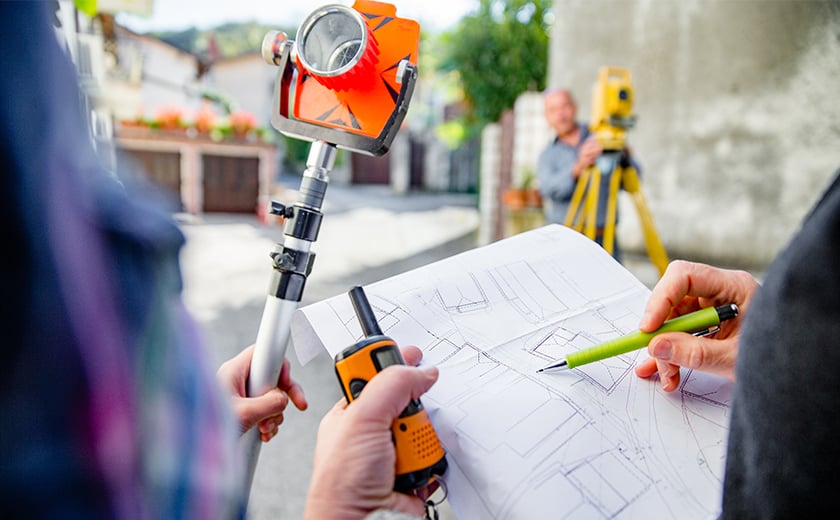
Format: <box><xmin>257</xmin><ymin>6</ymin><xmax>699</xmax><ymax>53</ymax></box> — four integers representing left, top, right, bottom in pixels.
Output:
<box><xmin>503</xmin><ymin>169</ymin><xmax>542</xmax><ymax>209</ymax></box>
<box><xmin>193</xmin><ymin>103</ymin><xmax>218</xmax><ymax>134</ymax></box>
<box><xmin>154</xmin><ymin>106</ymin><xmax>185</xmax><ymax>131</ymax></box>
<box><xmin>228</xmin><ymin>110</ymin><xmax>258</xmax><ymax>138</ymax></box>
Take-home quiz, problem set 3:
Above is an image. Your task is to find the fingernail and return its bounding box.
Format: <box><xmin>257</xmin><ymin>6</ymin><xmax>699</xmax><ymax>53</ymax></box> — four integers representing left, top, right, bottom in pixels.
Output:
<box><xmin>420</xmin><ymin>365</ymin><xmax>439</xmax><ymax>378</ymax></box>
<box><xmin>652</xmin><ymin>339</ymin><xmax>673</xmax><ymax>360</ymax></box>
<box><xmin>640</xmin><ymin>312</ymin><xmax>657</xmax><ymax>332</ymax></box>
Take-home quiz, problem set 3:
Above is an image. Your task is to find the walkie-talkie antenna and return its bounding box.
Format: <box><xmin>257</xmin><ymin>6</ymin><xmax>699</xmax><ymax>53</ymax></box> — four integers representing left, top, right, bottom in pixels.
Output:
<box><xmin>349</xmin><ymin>285</ymin><xmax>383</xmax><ymax>337</ymax></box>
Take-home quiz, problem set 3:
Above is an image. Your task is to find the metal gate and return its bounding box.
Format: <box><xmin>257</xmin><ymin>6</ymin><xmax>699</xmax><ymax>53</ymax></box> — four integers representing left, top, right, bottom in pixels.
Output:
<box><xmin>202</xmin><ymin>154</ymin><xmax>259</xmax><ymax>213</ymax></box>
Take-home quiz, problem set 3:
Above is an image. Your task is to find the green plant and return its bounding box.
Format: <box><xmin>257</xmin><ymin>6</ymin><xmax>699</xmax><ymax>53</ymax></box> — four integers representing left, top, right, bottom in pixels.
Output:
<box><xmin>520</xmin><ymin>168</ymin><xmax>536</xmax><ymax>190</ymax></box>
<box><xmin>437</xmin><ymin>0</ymin><xmax>551</xmax><ymax>129</ymax></box>
<box><xmin>118</xmin><ymin>106</ymin><xmax>271</xmax><ymax>144</ymax></box>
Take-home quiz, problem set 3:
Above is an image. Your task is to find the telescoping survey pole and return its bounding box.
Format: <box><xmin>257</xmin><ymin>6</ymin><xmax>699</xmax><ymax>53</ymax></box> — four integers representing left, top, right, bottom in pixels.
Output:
<box><xmin>242</xmin><ymin>0</ymin><xmax>420</xmax><ymax>503</ymax></box>
<box><xmin>241</xmin><ymin>141</ymin><xmax>334</xmax><ymax>492</ymax></box>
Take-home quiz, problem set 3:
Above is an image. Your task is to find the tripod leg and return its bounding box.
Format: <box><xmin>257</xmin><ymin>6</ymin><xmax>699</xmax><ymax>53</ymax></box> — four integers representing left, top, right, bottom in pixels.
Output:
<box><xmin>582</xmin><ymin>166</ymin><xmax>601</xmax><ymax>240</ymax></box>
<box><xmin>564</xmin><ymin>165</ymin><xmax>591</xmax><ymax>231</ymax></box>
<box><xmin>622</xmin><ymin>166</ymin><xmax>670</xmax><ymax>276</ymax></box>
<box><xmin>602</xmin><ymin>163</ymin><xmax>622</xmax><ymax>256</ymax></box>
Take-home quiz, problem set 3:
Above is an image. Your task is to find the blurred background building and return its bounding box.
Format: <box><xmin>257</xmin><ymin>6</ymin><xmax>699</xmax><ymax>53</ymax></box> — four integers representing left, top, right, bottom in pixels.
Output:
<box><xmin>542</xmin><ymin>0</ymin><xmax>840</xmax><ymax>268</ymax></box>
<box><xmin>55</xmin><ymin>0</ymin><xmax>840</xmax><ymax>271</ymax></box>
<box><xmin>476</xmin><ymin>1</ymin><xmax>840</xmax><ymax>270</ymax></box>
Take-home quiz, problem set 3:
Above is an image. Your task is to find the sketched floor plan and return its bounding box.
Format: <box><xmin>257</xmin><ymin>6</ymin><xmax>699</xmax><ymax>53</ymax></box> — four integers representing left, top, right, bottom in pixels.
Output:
<box><xmin>292</xmin><ymin>225</ymin><xmax>731</xmax><ymax>519</ymax></box>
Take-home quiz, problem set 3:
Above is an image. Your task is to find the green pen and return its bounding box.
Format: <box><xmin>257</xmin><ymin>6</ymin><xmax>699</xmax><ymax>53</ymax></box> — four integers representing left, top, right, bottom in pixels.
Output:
<box><xmin>536</xmin><ymin>303</ymin><xmax>739</xmax><ymax>372</ymax></box>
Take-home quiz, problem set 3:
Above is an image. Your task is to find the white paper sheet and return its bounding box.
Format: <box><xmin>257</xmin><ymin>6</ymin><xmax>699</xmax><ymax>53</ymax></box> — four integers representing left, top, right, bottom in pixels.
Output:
<box><xmin>291</xmin><ymin>224</ymin><xmax>730</xmax><ymax>519</ymax></box>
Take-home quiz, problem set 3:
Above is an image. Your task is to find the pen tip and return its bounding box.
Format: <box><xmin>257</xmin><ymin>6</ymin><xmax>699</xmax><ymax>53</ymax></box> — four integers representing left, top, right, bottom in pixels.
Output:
<box><xmin>537</xmin><ymin>359</ymin><xmax>568</xmax><ymax>373</ymax></box>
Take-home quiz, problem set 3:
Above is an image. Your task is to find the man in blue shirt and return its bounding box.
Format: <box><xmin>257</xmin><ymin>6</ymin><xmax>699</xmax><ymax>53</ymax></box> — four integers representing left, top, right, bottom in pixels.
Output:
<box><xmin>536</xmin><ymin>88</ymin><xmax>603</xmax><ymax>226</ymax></box>
<box><xmin>537</xmin><ymin>88</ymin><xmax>639</xmax><ymax>261</ymax></box>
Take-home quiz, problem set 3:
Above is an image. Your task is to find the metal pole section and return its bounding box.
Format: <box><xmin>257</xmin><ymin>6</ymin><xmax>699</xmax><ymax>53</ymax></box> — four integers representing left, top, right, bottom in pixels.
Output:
<box><xmin>241</xmin><ymin>140</ymin><xmax>336</xmax><ymax>503</ymax></box>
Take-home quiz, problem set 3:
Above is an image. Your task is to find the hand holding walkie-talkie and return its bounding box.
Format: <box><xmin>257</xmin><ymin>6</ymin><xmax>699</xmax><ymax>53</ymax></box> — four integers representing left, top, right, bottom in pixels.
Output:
<box><xmin>334</xmin><ymin>286</ymin><xmax>448</xmax><ymax>493</ymax></box>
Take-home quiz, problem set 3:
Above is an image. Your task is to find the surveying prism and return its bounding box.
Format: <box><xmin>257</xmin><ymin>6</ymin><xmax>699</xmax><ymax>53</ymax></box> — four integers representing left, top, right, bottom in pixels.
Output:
<box><xmin>564</xmin><ymin>67</ymin><xmax>670</xmax><ymax>275</ymax></box>
<box><xmin>241</xmin><ymin>1</ymin><xmax>420</xmax><ymax>505</ymax></box>
<box><xmin>335</xmin><ymin>286</ymin><xmax>448</xmax><ymax>493</ymax></box>
<box><xmin>261</xmin><ymin>0</ymin><xmax>419</xmax><ymax>155</ymax></box>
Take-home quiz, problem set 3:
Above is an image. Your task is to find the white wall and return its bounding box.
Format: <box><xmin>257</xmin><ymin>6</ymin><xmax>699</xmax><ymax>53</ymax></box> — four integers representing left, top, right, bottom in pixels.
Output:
<box><xmin>512</xmin><ymin>92</ymin><xmax>552</xmax><ymax>187</ymax></box>
<box><xmin>205</xmin><ymin>54</ymin><xmax>277</xmax><ymax>127</ymax></box>
<box><xmin>479</xmin><ymin>123</ymin><xmax>503</xmax><ymax>245</ymax></box>
<box><xmin>132</xmin><ymin>35</ymin><xmax>202</xmax><ymax>117</ymax></box>
<box><xmin>541</xmin><ymin>0</ymin><xmax>840</xmax><ymax>267</ymax></box>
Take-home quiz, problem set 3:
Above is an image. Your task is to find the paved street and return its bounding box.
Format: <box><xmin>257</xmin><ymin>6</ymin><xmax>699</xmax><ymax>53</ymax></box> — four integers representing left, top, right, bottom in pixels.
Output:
<box><xmin>177</xmin><ymin>178</ymin><xmax>663</xmax><ymax>519</ymax></box>
<box><xmin>179</xmin><ymin>178</ymin><xmax>480</xmax><ymax>519</ymax></box>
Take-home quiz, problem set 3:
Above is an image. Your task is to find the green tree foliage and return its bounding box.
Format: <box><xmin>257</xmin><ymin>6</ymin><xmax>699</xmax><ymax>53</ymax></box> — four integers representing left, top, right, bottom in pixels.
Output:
<box><xmin>437</xmin><ymin>0</ymin><xmax>551</xmax><ymax>128</ymax></box>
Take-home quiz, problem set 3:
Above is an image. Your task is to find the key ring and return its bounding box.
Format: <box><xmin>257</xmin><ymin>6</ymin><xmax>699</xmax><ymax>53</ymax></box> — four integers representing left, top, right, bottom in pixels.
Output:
<box><xmin>423</xmin><ymin>478</ymin><xmax>448</xmax><ymax>520</ymax></box>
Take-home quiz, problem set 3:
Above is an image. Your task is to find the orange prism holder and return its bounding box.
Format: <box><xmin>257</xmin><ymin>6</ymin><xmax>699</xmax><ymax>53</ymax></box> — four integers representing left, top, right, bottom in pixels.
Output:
<box><xmin>293</xmin><ymin>1</ymin><xmax>419</xmax><ymax>139</ymax></box>
<box><xmin>262</xmin><ymin>1</ymin><xmax>419</xmax><ymax>156</ymax></box>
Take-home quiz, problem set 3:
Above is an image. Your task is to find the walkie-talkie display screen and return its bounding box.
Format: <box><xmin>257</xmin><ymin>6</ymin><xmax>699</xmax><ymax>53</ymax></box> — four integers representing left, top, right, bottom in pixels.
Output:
<box><xmin>373</xmin><ymin>346</ymin><xmax>402</xmax><ymax>370</ymax></box>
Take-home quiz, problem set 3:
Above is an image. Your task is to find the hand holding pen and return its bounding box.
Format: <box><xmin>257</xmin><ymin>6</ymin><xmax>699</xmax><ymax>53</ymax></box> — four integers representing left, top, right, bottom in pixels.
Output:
<box><xmin>633</xmin><ymin>261</ymin><xmax>760</xmax><ymax>391</ymax></box>
<box><xmin>537</xmin><ymin>261</ymin><xmax>760</xmax><ymax>392</ymax></box>
<box><xmin>538</xmin><ymin>303</ymin><xmax>739</xmax><ymax>373</ymax></box>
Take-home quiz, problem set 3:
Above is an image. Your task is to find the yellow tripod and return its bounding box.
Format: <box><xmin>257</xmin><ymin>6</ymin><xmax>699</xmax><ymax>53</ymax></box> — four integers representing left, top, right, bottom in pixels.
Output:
<box><xmin>563</xmin><ymin>67</ymin><xmax>669</xmax><ymax>277</ymax></box>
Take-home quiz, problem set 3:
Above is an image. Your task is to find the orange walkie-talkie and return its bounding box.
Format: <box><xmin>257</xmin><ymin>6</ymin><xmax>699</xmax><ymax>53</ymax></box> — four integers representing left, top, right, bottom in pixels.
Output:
<box><xmin>334</xmin><ymin>286</ymin><xmax>448</xmax><ymax>493</ymax></box>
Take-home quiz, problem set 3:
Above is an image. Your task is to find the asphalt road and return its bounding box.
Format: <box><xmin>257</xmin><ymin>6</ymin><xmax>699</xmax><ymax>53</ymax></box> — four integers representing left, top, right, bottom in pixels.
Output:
<box><xmin>179</xmin><ymin>181</ymin><xmax>479</xmax><ymax>519</ymax></box>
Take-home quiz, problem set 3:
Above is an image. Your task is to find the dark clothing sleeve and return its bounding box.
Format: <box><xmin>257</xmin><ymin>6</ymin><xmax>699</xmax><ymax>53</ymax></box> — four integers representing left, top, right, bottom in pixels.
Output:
<box><xmin>722</xmin><ymin>169</ymin><xmax>840</xmax><ymax>518</ymax></box>
<box><xmin>0</xmin><ymin>4</ymin><xmax>243</xmax><ymax>517</ymax></box>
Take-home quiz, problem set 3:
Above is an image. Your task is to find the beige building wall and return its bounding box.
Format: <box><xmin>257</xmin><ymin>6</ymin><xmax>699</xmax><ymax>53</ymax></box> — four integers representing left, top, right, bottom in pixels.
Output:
<box><xmin>513</xmin><ymin>92</ymin><xmax>553</xmax><ymax>188</ymax></box>
<box><xmin>132</xmin><ymin>35</ymin><xmax>203</xmax><ymax>116</ymax></box>
<box><xmin>543</xmin><ymin>0</ymin><xmax>840</xmax><ymax>267</ymax></box>
<box><xmin>480</xmin><ymin>123</ymin><xmax>504</xmax><ymax>245</ymax></box>
<box><xmin>205</xmin><ymin>54</ymin><xmax>277</xmax><ymax>127</ymax></box>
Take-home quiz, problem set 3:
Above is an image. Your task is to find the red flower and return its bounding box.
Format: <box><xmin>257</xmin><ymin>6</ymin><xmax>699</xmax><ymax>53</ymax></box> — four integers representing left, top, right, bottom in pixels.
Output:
<box><xmin>229</xmin><ymin>110</ymin><xmax>257</xmax><ymax>135</ymax></box>
<box><xmin>155</xmin><ymin>106</ymin><xmax>184</xmax><ymax>129</ymax></box>
<box><xmin>194</xmin><ymin>103</ymin><xmax>217</xmax><ymax>133</ymax></box>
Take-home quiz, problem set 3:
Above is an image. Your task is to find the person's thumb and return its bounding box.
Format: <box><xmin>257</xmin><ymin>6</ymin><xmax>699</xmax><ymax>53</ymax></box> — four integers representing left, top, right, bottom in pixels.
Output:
<box><xmin>648</xmin><ymin>333</ymin><xmax>737</xmax><ymax>380</ymax></box>
<box><xmin>352</xmin><ymin>365</ymin><xmax>439</xmax><ymax>427</ymax></box>
<box><xmin>234</xmin><ymin>389</ymin><xmax>289</xmax><ymax>431</ymax></box>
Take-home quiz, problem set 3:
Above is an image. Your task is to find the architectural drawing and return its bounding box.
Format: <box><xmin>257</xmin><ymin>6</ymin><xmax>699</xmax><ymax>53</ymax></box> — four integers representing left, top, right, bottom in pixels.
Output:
<box><xmin>291</xmin><ymin>225</ymin><xmax>731</xmax><ymax>519</ymax></box>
